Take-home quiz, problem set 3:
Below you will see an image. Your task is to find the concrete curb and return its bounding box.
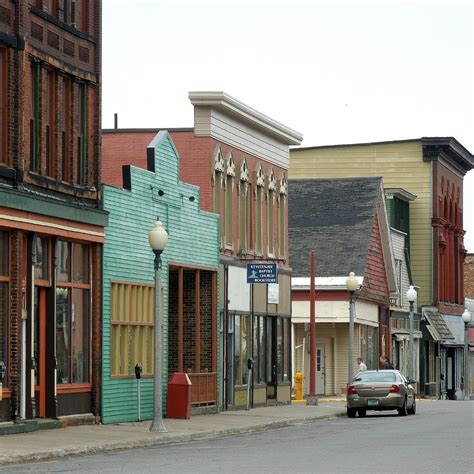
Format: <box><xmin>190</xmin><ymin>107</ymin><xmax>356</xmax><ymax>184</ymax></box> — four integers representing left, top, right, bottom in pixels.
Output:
<box><xmin>0</xmin><ymin>412</ymin><xmax>346</xmax><ymax>467</ymax></box>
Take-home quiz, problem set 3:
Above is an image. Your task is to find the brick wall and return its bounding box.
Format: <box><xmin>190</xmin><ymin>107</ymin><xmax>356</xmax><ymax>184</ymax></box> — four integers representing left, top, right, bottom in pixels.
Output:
<box><xmin>465</xmin><ymin>254</ymin><xmax>474</xmax><ymax>299</ymax></box>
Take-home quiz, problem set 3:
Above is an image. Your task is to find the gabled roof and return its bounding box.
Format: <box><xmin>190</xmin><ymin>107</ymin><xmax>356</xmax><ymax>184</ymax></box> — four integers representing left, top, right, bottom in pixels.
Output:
<box><xmin>288</xmin><ymin>177</ymin><xmax>383</xmax><ymax>278</ymax></box>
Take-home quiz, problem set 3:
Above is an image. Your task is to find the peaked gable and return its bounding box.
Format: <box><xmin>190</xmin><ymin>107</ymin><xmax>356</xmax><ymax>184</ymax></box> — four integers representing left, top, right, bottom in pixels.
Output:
<box><xmin>288</xmin><ymin>177</ymin><xmax>382</xmax><ymax>278</ymax></box>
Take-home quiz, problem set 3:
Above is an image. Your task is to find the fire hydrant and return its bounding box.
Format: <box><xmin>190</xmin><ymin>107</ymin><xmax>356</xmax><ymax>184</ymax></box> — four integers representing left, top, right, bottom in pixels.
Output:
<box><xmin>294</xmin><ymin>371</ymin><xmax>304</xmax><ymax>401</ymax></box>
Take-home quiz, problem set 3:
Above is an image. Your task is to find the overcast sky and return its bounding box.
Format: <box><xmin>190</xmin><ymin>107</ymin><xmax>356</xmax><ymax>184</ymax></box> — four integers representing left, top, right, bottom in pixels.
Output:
<box><xmin>102</xmin><ymin>0</ymin><xmax>473</xmax><ymax>251</ymax></box>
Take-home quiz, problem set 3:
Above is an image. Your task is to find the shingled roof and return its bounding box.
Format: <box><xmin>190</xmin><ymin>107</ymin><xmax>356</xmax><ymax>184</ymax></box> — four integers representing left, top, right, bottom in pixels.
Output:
<box><xmin>288</xmin><ymin>177</ymin><xmax>383</xmax><ymax>278</ymax></box>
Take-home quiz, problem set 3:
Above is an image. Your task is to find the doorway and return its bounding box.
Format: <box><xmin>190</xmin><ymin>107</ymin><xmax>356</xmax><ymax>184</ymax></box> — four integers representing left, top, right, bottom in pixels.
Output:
<box><xmin>33</xmin><ymin>287</ymin><xmax>47</xmax><ymax>417</ymax></box>
<box><xmin>316</xmin><ymin>344</ymin><xmax>325</xmax><ymax>395</ymax></box>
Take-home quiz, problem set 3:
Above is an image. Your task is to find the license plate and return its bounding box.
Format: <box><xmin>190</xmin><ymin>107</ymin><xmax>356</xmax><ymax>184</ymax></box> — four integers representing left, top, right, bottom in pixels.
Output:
<box><xmin>368</xmin><ymin>399</ymin><xmax>379</xmax><ymax>406</ymax></box>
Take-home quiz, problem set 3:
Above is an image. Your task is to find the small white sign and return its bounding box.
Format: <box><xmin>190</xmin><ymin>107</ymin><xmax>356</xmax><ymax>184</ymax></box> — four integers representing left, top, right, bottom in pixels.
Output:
<box><xmin>268</xmin><ymin>283</ymin><xmax>279</xmax><ymax>304</ymax></box>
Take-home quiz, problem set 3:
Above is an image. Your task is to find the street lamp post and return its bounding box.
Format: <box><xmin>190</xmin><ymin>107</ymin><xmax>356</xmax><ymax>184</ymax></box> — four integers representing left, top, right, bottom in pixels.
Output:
<box><xmin>406</xmin><ymin>285</ymin><xmax>417</xmax><ymax>381</ymax></box>
<box><xmin>148</xmin><ymin>218</ymin><xmax>168</xmax><ymax>432</ymax></box>
<box><xmin>346</xmin><ymin>272</ymin><xmax>359</xmax><ymax>385</ymax></box>
<box><xmin>462</xmin><ymin>309</ymin><xmax>471</xmax><ymax>401</ymax></box>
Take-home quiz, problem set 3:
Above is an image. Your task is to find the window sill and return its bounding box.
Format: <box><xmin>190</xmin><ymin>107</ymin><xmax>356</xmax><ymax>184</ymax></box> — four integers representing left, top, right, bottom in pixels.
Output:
<box><xmin>57</xmin><ymin>384</ymin><xmax>92</xmax><ymax>394</ymax></box>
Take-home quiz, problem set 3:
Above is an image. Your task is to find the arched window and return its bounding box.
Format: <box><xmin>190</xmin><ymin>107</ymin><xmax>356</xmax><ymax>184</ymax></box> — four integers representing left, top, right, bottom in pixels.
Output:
<box><xmin>267</xmin><ymin>170</ymin><xmax>276</xmax><ymax>256</ymax></box>
<box><xmin>225</xmin><ymin>154</ymin><xmax>235</xmax><ymax>248</ymax></box>
<box><xmin>255</xmin><ymin>166</ymin><xmax>265</xmax><ymax>255</ymax></box>
<box><xmin>239</xmin><ymin>159</ymin><xmax>250</xmax><ymax>253</ymax></box>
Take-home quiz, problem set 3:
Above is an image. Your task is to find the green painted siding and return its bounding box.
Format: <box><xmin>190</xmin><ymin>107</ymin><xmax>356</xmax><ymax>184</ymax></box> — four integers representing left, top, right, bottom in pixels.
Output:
<box><xmin>102</xmin><ymin>131</ymin><xmax>220</xmax><ymax>424</ymax></box>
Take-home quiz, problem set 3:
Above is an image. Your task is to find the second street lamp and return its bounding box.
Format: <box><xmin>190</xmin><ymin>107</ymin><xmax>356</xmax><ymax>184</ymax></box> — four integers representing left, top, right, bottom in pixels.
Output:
<box><xmin>462</xmin><ymin>308</ymin><xmax>471</xmax><ymax>400</ymax></box>
<box><xmin>346</xmin><ymin>272</ymin><xmax>359</xmax><ymax>385</ymax></box>
<box><xmin>148</xmin><ymin>218</ymin><xmax>168</xmax><ymax>432</ymax></box>
<box><xmin>406</xmin><ymin>285</ymin><xmax>417</xmax><ymax>381</ymax></box>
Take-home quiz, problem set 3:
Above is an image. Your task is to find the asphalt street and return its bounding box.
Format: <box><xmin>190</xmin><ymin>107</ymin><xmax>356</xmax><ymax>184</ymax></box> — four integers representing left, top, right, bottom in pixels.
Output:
<box><xmin>3</xmin><ymin>400</ymin><xmax>473</xmax><ymax>473</ymax></box>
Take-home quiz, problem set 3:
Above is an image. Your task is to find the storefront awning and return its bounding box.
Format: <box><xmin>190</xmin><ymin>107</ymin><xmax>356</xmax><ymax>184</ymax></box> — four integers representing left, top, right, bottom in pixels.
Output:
<box><xmin>423</xmin><ymin>310</ymin><xmax>455</xmax><ymax>343</ymax></box>
<box><xmin>391</xmin><ymin>329</ymin><xmax>422</xmax><ymax>341</ymax></box>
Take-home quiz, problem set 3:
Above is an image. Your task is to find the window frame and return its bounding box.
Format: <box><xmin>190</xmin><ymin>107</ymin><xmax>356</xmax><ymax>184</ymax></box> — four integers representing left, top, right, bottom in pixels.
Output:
<box><xmin>224</xmin><ymin>154</ymin><xmax>235</xmax><ymax>249</ymax></box>
<box><xmin>29</xmin><ymin>61</ymin><xmax>40</xmax><ymax>174</ymax></box>
<box><xmin>55</xmin><ymin>240</ymin><xmax>92</xmax><ymax>385</ymax></box>
<box><xmin>110</xmin><ymin>281</ymin><xmax>156</xmax><ymax>378</ymax></box>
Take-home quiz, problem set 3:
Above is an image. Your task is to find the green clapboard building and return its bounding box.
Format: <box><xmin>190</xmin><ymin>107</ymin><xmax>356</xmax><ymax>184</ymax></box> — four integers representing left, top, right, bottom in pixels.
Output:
<box><xmin>102</xmin><ymin>131</ymin><xmax>220</xmax><ymax>423</ymax></box>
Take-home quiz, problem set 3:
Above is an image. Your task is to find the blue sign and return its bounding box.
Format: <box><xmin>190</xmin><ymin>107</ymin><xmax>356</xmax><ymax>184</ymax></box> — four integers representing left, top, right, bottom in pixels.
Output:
<box><xmin>247</xmin><ymin>263</ymin><xmax>277</xmax><ymax>284</ymax></box>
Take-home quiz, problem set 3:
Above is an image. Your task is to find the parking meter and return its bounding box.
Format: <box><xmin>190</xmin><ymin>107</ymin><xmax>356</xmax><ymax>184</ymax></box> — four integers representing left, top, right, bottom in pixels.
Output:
<box><xmin>135</xmin><ymin>363</ymin><xmax>142</xmax><ymax>421</ymax></box>
<box><xmin>134</xmin><ymin>363</ymin><xmax>142</xmax><ymax>379</ymax></box>
<box><xmin>247</xmin><ymin>358</ymin><xmax>254</xmax><ymax>370</ymax></box>
<box><xmin>0</xmin><ymin>361</ymin><xmax>6</xmax><ymax>381</ymax></box>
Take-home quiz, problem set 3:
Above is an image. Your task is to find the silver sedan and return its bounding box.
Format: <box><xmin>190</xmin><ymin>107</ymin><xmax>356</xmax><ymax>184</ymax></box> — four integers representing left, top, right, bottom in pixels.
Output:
<box><xmin>346</xmin><ymin>370</ymin><xmax>416</xmax><ymax>417</ymax></box>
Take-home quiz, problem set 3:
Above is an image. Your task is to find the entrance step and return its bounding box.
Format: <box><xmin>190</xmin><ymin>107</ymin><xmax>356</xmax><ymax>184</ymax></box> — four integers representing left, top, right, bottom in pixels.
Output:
<box><xmin>0</xmin><ymin>414</ymin><xmax>95</xmax><ymax>436</ymax></box>
<box><xmin>266</xmin><ymin>399</ymin><xmax>277</xmax><ymax>407</ymax></box>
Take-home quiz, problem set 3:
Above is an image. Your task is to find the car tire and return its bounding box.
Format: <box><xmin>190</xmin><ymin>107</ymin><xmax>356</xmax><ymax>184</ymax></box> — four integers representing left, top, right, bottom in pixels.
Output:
<box><xmin>358</xmin><ymin>409</ymin><xmax>367</xmax><ymax>417</ymax></box>
<box><xmin>407</xmin><ymin>397</ymin><xmax>416</xmax><ymax>415</ymax></box>
<box><xmin>347</xmin><ymin>408</ymin><xmax>357</xmax><ymax>418</ymax></box>
<box><xmin>398</xmin><ymin>397</ymin><xmax>408</xmax><ymax>416</ymax></box>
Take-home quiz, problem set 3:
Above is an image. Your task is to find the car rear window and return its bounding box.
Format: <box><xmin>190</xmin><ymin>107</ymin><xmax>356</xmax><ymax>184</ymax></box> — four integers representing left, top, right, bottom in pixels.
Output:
<box><xmin>355</xmin><ymin>372</ymin><xmax>397</xmax><ymax>383</ymax></box>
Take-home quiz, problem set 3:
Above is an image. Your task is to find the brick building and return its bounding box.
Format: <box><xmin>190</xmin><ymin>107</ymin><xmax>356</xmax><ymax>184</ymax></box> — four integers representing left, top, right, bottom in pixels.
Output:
<box><xmin>465</xmin><ymin>254</ymin><xmax>474</xmax><ymax>299</ymax></box>
<box><xmin>102</xmin><ymin>91</ymin><xmax>303</xmax><ymax>409</ymax></box>
<box><xmin>0</xmin><ymin>1</ymin><xmax>107</xmax><ymax>425</ymax></box>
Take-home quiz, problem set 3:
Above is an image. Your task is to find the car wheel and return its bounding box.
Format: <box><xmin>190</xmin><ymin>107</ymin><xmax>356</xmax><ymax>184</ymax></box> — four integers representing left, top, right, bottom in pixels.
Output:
<box><xmin>347</xmin><ymin>408</ymin><xmax>357</xmax><ymax>418</ymax></box>
<box><xmin>407</xmin><ymin>397</ymin><xmax>416</xmax><ymax>415</ymax></box>
<box><xmin>398</xmin><ymin>397</ymin><xmax>408</xmax><ymax>416</ymax></box>
<box><xmin>358</xmin><ymin>409</ymin><xmax>367</xmax><ymax>417</ymax></box>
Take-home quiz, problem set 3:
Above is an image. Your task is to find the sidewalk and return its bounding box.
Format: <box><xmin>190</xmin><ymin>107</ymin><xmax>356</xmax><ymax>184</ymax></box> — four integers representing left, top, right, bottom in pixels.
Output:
<box><xmin>0</xmin><ymin>404</ymin><xmax>345</xmax><ymax>466</ymax></box>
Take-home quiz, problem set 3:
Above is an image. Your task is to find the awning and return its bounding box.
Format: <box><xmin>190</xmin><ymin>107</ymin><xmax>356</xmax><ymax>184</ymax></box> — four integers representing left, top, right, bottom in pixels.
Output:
<box><xmin>441</xmin><ymin>313</ymin><xmax>466</xmax><ymax>346</ymax></box>
<box><xmin>423</xmin><ymin>310</ymin><xmax>455</xmax><ymax>343</ymax></box>
<box><xmin>425</xmin><ymin>324</ymin><xmax>441</xmax><ymax>342</ymax></box>
<box><xmin>391</xmin><ymin>329</ymin><xmax>422</xmax><ymax>341</ymax></box>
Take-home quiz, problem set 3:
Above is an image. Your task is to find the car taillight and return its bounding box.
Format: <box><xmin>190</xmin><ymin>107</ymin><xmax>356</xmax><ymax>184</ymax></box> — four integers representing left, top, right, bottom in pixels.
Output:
<box><xmin>347</xmin><ymin>385</ymin><xmax>357</xmax><ymax>394</ymax></box>
<box><xmin>390</xmin><ymin>384</ymin><xmax>400</xmax><ymax>393</ymax></box>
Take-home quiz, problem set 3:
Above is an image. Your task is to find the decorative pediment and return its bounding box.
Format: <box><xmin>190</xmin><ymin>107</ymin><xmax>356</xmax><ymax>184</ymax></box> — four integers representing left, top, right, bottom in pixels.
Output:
<box><xmin>226</xmin><ymin>154</ymin><xmax>236</xmax><ymax>177</ymax></box>
<box><xmin>240</xmin><ymin>159</ymin><xmax>249</xmax><ymax>182</ymax></box>
<box><xmin>214</xmin><ymin>147</ymin><xmax>225</xmax><ymax>172</ymax></box>
<box><xmin>268</xmin><ymin>169</ymin><xmax>276</xmax><ymax>191</ymax></box>
<box><xmin>256</xmin><ymin>165</ymin><xmax>265</xmax><ymax>187</ymax></box>
<box><xmin>279</xmin><ymin>174</ymin><xmax>287</xmax><ymax>195</ymax></box>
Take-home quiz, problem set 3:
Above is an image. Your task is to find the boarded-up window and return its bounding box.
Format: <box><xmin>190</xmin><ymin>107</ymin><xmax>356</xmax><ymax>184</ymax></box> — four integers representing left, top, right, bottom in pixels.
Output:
<box><xmin>110</xmin><ymin>282</ymin><xmax>155</xmax><ymax>376</ymax></box>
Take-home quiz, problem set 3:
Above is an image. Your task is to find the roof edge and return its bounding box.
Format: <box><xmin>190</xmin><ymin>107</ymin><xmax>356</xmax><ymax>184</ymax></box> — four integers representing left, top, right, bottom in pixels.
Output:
<box><xmin>188</xmin><ymin>91</ymin><xmax>303</xmax><ymax>145</ymax></box>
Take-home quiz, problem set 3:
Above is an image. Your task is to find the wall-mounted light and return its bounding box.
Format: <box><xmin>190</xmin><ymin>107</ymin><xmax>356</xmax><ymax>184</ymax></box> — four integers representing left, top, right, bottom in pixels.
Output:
<box><xmin>158</xmin><ymin>190</ymin><xmax>164</xmax><ymax>197</ymax></box>
<box><xmin>189</xmin><ymin>196</ymin><xmax>195</xmax><ymax>202</ymax></box>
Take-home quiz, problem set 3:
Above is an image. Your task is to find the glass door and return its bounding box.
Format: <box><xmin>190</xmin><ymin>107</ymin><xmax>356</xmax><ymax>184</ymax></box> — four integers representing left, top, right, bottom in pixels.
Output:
<box><xmin>33</xmin><ymin>287</ymin><xmax>46</xmax><ymax>417</ymax></box>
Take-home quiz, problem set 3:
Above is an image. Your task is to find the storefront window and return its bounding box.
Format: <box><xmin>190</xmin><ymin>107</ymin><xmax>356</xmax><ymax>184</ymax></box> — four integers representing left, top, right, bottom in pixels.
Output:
<box><xmin>233</xmin><ymin>315</ymin><xmax>250</xmax><ymax>385</ymax></box>
<box><xmin>275</xmin><ymin>317</ymin><xmax>289</xmax><ymax>383</ymax></box>
<box><xmin>57</xmin><ymin>240</ymin><xmax>70</xmax><ymax>282</ymax></box>
<box><xmin>55</xmin><ymin>240</ymin><xmax>90</xmax><ymax>384</ymax></box>
<box><xmin>0</xmin><ymin>231</ymin><xmax>9</xmax><ymax>386</ymax></box>
<box><xmin>56</xmin><ymin>287</ymin><xmax>70</xmax><ymax>383</ymax></box>
<box><xmin>72</xmin><ymin>244</ymin><xmax>89</xmax><ymax>283</ymax></box>
<box><xmin>34</xmin><ymin>236</ymin><xmax>49</xmax><ymax>281</ymax></box>
<box><xmin>266</xmin><ymin>319</ymin><xmax>273</xmax><ymax>384</ymax></box>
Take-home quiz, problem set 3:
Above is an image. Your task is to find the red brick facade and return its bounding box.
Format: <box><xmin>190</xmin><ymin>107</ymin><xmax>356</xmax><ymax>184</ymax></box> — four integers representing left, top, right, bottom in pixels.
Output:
<box><xmin>0</xmin><ymin>0</ymin><xmax>105</xmax><ymax>423</ymax></box>
<box><xmin>465</xmin><ymin>254</ymin><xmax>474</xmax><ymax>299</ymax></box>
<box><xmin>431</xmin><ymin>158</ymin><xmax>467</xmax><ymax>309</ymax></box>
<box><xmin>102</xmin><ymin>130</ymin><xmax>290</xmax><ymax>265</ymax></box>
